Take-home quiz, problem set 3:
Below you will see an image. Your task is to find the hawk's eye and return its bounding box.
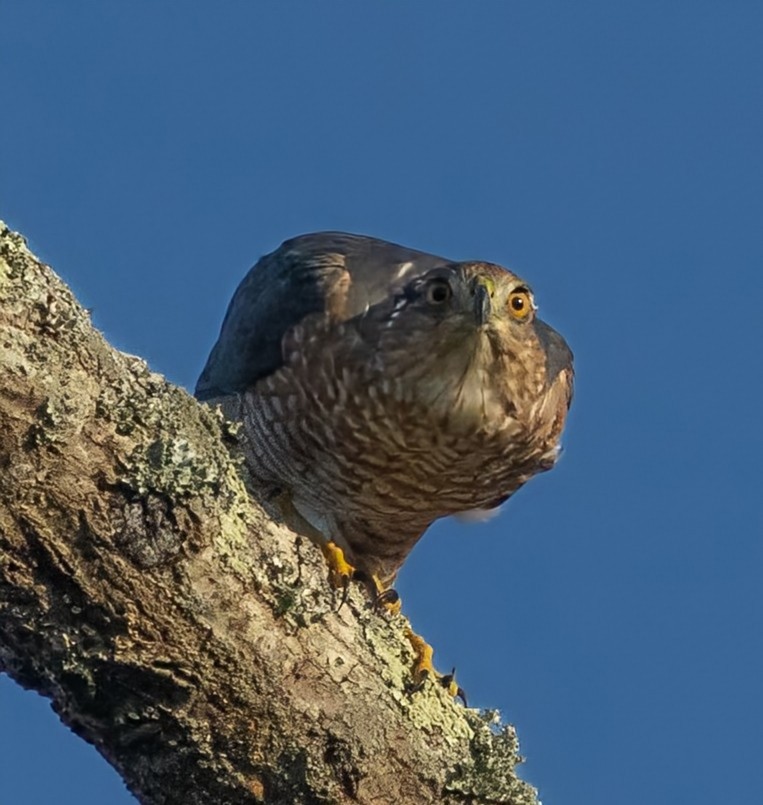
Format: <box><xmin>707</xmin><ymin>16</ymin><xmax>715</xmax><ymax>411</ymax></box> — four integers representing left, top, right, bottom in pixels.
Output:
<box><xmin>508</xmin><ymin>288</ymin><xmax>533</xmax><ymax>320</ymax></box>
<box><xmin>425</xmin><ymin>279</ymin><xmax>452</xmax><ymax>305</ymax></box>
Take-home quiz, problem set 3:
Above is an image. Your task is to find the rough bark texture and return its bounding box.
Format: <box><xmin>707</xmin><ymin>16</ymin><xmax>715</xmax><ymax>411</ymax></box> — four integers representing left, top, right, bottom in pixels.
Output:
<box><xmin>0</xmin><ymin>222</ymin><xmax>539</xmax><ymax>805</ymax></box>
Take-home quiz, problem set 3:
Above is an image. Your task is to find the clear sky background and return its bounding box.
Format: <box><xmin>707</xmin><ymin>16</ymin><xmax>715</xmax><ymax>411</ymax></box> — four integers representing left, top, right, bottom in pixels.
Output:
<box><xmin>1</xmin><ymin>3</ymin><xmax>761</xmax><ymax>804</ymax></box>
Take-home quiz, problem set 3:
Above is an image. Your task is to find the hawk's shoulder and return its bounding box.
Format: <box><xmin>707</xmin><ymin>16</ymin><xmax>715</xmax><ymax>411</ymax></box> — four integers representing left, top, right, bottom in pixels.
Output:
<box><xmin>195</xmin><ymin>232</ymin><xmax>449</xmax><ymax>399</ymax></box>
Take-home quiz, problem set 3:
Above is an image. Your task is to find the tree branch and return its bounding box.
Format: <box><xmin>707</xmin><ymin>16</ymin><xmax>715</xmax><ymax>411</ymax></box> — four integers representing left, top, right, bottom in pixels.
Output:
<box><xmin>0</xmin><ymin>222</ymin><xmax>538</xmax><ymax>805</ymax></box>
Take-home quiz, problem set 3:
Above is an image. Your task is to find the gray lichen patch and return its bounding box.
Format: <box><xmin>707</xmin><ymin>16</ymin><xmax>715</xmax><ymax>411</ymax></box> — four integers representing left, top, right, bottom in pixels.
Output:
<box><xmin>124</xmin><ymin>436</ymin><xmax>223</xmax><ymax>498</ymax></box>
<box><xmin>1</xmin><ymin>223</ymin><xmax>95</xmax><ymax>351</ymax></box>
<box><xmin>25</xmin><ymin>398</ymin><xmax>70</xmax><ymax>447</ymax></box>
<box><xmin>445</xmin><ymin>709</ymin><xmax>538</xmax><ymax>803</ymax></box>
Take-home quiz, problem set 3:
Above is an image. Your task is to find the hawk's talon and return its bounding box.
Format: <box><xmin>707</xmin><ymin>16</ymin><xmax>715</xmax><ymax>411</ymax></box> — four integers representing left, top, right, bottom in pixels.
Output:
<box><xmin>373</xmin><ymin>586</ymin><xmax>400</xmax><ymax>613</ymax></box>
<box><xmin>321</xmin><ymin>540</ymin><xmax>354</xmax><ymax>585</ymax></box>
<box><xmin>321</xmin><ymin>540</ymin><xmax>355</xmax><ymax>609</ymax></box>
<box><xmin>337</xmin><ymin>575</ymin><xmax>352</xmax><ymax>610</ymax></box>
<box><xmin>406</xmin><ymin>630</ymin><xmax>466</xmax><ymax>703</ymax></box>
<box><xmin>321</xmin><ymin>541</ymin><xmax>400</xmax><ymax>613</ymax></box>
<box><xmin>406</xmin><ymin>628</ymin><xmax>435</xmax><ymax>691</ymax></box>
<box><xmin>439</xmin><ymin>668</ymin><xmax>468</xmax><ymax>706</ymax></box>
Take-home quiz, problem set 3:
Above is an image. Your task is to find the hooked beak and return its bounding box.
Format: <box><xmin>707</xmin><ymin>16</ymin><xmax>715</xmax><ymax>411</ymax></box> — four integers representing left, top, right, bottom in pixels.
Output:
<box><xmin>474</xmin><ymin>277</ymin><xmax>494</xmax><ymax>326</ymax></box>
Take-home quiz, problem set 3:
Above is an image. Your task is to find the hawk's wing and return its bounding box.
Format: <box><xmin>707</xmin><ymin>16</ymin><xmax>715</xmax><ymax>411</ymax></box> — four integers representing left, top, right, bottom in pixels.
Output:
<box><xmin>195</xmin><ymin>232</ymin><xmax>449</xmax><ymax>399</ymax></box>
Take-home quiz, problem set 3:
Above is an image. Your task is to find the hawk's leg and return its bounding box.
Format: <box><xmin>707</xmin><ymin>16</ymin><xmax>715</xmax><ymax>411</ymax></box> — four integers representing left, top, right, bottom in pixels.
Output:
<box><xmin>405</xmin><ymin>629</ymin><xmax>468</xmax><ymax>705</ymax></box>
<box><xmin>321</xmin><ymin>541</ymin><xmax>401</xmax><ymax>614</ymax></box>
<box><xmin>272</xmin><ymin>491</ymin><xmax>400</xmax><ymax>611</ymax></box>
<box><xmin>321</xmin><ymin>541</ymin><xmax>464</xmax><ymax>701</ymax></box>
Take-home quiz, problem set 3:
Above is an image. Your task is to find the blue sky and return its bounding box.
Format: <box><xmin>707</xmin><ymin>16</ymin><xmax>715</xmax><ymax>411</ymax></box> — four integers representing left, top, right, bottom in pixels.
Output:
<box><xmin>2</xmin><ymin>3</ymin><xmax>762</xmax><ymax>803</ymax></box>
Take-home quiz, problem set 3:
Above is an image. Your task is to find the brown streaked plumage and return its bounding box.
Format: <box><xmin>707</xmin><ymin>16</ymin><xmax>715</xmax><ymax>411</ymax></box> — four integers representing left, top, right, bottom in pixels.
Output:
<box><xmin>196</xmin><ymin>232</ymin><xmax>573</xmax><ymax>584</ymax></box>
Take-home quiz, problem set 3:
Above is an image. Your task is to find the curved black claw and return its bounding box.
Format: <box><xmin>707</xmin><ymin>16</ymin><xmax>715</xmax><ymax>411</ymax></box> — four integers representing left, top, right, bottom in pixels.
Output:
<box><xmin>440</xmin><ymin>668</ymin><xmax>468</xmax><ymax>706</ymax></box>
<box><xmin>349</xmin><ymin>570</ymin><xmax>399</xmax><ymax>613</ymax></box>
<box><xmin>373</xmin><ymin>587</ymin><xmax>400</xmax><ymax>612</ymax></box>
<box><xmin>337</xmin><ymin>574</ymin><xmax>352</xmax><ymax>610</ymax></box>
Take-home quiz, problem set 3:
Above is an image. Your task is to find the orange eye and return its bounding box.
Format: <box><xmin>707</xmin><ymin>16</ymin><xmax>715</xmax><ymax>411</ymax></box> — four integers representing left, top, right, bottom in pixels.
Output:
<box><xmin>508</xmin><ymin>288</ymin><xmax>533</xmax><ymax>320</ymax></box>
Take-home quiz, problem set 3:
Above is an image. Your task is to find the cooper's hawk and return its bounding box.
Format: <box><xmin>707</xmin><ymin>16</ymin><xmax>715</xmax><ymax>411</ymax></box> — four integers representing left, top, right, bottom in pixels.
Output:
<box><xmin>196</xmin><ymin>232</ymin><xmax>573</xmax><ymax>689</ymax></box>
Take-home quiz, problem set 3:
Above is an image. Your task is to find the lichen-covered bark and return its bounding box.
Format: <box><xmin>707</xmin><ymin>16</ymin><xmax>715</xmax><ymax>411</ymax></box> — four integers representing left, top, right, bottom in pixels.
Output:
<box><xmin>0</xmin><ymin>222</ymin><xmax>539</xmax><ymax>805</ymax></box>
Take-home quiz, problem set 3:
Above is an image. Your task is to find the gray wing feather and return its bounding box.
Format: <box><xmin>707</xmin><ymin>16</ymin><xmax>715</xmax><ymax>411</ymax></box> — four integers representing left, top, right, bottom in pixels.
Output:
<box><xmin>532</xmin><ymin>319</ymin><xmax>574</xmax><ymax>388</ymax></box>
<box><xmin>195</xmin><ymin>232</ymin><xmax>450</xmax><ymax>399</ymax></box>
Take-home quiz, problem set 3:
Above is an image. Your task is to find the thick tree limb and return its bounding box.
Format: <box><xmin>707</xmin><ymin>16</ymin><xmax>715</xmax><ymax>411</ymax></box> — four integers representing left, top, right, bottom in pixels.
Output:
<box><xmin>0</xmin><ymin>222</ymin><xmax>539</xmax><ymax>805</ymax></box>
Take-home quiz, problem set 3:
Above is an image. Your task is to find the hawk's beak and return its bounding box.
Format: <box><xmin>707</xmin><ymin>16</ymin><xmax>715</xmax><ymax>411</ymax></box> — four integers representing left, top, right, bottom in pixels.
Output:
<box><xmin>474</xmin><ymin>277</ymin><xmax>494</xmax><ymax>326</ymax></box>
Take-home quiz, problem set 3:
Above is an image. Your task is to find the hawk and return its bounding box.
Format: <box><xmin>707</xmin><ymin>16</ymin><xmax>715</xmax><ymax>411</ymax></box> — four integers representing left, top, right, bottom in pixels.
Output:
<box><xmin>196</xmin><ymin>232</ymin><xmax>573</xmax><ymax>689</ymax></box>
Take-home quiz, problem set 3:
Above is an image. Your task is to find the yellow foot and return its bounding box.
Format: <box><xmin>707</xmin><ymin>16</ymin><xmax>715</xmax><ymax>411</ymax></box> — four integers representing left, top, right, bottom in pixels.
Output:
<box><xmin>321</xmin><ymin>540</ymin><xmax>355</xmax><ymax>589</ymax></box>
<box><xmin>405</xmin><ymin>628</ymin><xmax>467</xmax><ymax>705</ymax></box>
<box><xmin>321</xmin><ymin>540</ymin><xmax>401</xmax><ymax>614</ymax></box>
